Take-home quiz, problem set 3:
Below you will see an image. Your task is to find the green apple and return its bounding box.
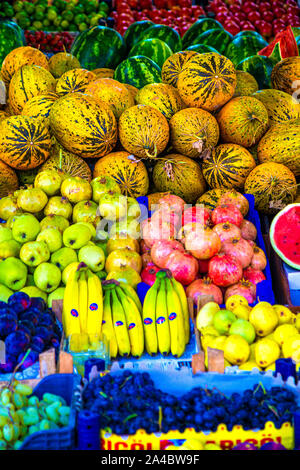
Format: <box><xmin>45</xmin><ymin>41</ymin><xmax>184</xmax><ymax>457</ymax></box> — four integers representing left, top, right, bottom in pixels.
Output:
<box><xmin>0</xmin><ymin>239</ymin><xmax>21</xmax><ymax>260</ymax></box>
<box><xmin>26</xmin><ymin>273</ymin><xmax>35</xmax><ymax>286</ymax></box>
<box><xmin>0</xmin><ymin>257</ymin><xmax>27</xmax><ymax>291</ymax></box>
<box><xmin>51</xmin><ymin>247</ymin><xmax>78</xmax><ymax>271</ymax></box>
<box><xmin>0</xmin><ymin>283</ymin><xmax>13</xmax><ymax>302</ymax></box>
<box><xmin>33</xmin><ymin>262</ymin><xmax>62</xmax><ymax>293</ymax></box>
<box><xmin>229</xmin><ymin>319</ymin><xmax>256</xmax><ymax>344</ymax></box>
<box><xmin>20</xmin><ymin>285</ymin><xmax>48</xmax><ymax>302</ymax></box>
<box><xmin>12</xmin><ymin>213</ymin><xmax>41</xmax><ymax>243</ymax></box>
<box><xmin>47</xmin><ymin>286</ymin><xmax>65</xmax><ymax>309</ymax></box>
<box><xmin>213</xmin><ymin>310</ymin><xmax>237</xmax><ymax>335</ymax></box>
<box><xmin>36</xmin><ymin>228</ymin><xmax>63</xmax><ymax>253</ymax></box>
<box><xmin>20</xmin><ymin>241</ymin><xmax>50</xmax><ymax>267</ymax></box>
<box><xmin>62</xmin><ymin>223</ymin><xmax>92</xmax><ymax>249</ymax></box>
<box><xmin>78</xmin><ymin>244</ymin><xmax>105</xmax><ymax>272</ymax></box>
<box><xmin>0</xmin><ymin>226</ymin><xmax>13</xmax><ymax>244</ymax></box>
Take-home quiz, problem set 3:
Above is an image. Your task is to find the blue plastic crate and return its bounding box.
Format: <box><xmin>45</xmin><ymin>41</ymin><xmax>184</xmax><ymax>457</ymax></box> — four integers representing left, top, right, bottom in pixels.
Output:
<box><xmin>19</xmin><ymin>373</ymin><xmax>81</xmax><ymax>450</ymax></box>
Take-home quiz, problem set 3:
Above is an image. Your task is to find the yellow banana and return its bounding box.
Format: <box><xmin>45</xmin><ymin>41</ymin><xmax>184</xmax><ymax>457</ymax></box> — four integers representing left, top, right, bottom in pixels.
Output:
<box><xmin>165</xmin><ymin>276</ymin><xmax>186</xmax><ymax>358</ymax></box>
<box><xmin>62</xmin><ymin>269</ymin><xmax>81</xmax><ymax>338</ymax></box>
<box><xmin>116</xmin><ymin>286</ymin><xmax>144</xmax><ymax>358</ymax></box>
<box><xmin>118</xmin><ymin>281</ymin><xmax>142</xmax><ymax>312</ymax></box>
<box><xmin>102</xmin><ymin>287</ymin><xmax>118</xmax><ymax>359</ymax></box>
<box><xmin>170</xmin><ymin>277</ymin><xmax>190</xmax><ymax>345</ymax></box>
<box><xmin>142</xmin><ymin>278</ymin><xmax>160</xmax><ymax>356</ymax></box>
<box><xmin>86</xmin><ymin>269</ymin><xmax>103</xmax><ymax>338</ymax></box>
<box><xmin>155</xmin><ymin>278</ymin><xmax>171</xmax><ymax>356</ymax></box>
<box><xmin>78</xmin><ymin>270</ymin><xmax>88</xmax><ymax>334</ymax></box>
<box><xmin>111</xmin><ymin>287</ymin><xmax>131</xmax><ymax>357</ymax></box>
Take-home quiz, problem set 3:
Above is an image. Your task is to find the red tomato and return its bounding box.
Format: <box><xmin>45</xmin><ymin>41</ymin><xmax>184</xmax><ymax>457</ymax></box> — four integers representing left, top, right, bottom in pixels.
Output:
<box><xmin>224</xmin><ymin>20</ymin><xmax>240</xmax><ymax>34</ymax></box>
<box><xmin>247</xmin><ymin>10</ymin><xmax>261</xmax><ymax>23</ymax></box>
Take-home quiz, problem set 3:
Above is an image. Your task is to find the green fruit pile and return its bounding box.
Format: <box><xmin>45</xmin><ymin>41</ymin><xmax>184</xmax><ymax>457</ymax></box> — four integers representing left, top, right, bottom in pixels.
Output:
<box><xmin>0</xmin><ymin>2</ymin><xmax>15</xmax><ymax>20</ymax></box>
<box><xmin>0</xmin><ymin>170</ymin><xmax>140</xmax><ymax>307</ymax></box>
<box><xmin>12</xmin><ymin>0</ymin><xmax>110</xmax><ymax>33</ymax></box>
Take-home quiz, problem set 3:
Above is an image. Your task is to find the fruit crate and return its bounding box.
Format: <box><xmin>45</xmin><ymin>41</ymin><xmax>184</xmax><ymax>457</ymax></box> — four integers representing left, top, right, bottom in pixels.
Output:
<box><xmin>19</xmin><ymin>373</ymin><xmax>81</xmax><ymax>450</ymax></box>
<box><xmin>97</xmin><ymin>367</ymin><xmax>300</xmax><ymax>450</ymax></box>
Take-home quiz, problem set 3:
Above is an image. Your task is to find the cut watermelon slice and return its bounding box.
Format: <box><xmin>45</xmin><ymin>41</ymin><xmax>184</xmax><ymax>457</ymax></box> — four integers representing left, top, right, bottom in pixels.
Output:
<box><xmin>258</xmin><ymin>25</ymin><xmax>299</xmax><ymax>61</ymax></box>
<box><xmin>270</xmin><ymin>204</ymin><xmax>300</xmax><ymax>270</ymax></box>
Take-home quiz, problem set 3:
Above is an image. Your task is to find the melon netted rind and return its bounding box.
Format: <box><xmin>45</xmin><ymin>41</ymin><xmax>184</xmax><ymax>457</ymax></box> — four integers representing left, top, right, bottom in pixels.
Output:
<box><xmin>269</xmin><ymin>203</ymin><xmax>300</xmax><ymax>270</ymax></box>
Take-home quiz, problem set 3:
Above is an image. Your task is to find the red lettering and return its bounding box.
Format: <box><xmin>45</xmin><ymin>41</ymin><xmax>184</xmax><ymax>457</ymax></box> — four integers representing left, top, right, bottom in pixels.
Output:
<box><xmin>146</xmin><ymin>443</ymin><xmax>153</xmax><ymax>450</ymax></box>
<box><xmin>220</xmin><ymin>440</ymin><xmax>234</xmax><ymax>450</ymax></box>
<box><xmin>261</xmin><ymin>438</ymin><xmax>274</xmax><ymax>446</ymax></box>
<box><xmin>115</xmin><ymin>442</ymin><xmax>128</xmax><ymax>450</ymax></box>
<box><xmin>160</xmin><ymin>440</ymin><xmax>175</xmax><ymax>450</ymax></box>
<box><xmin>245</xmin><ymin>439</ymin><xmax>258</xmax><ymax>446</ymax></box>
<box><xmin>100</xmin><ymin>439</ymin><xmax>106</xmax><ymax>450</ymax></box>
<box><xmin>131</xmin><ymin>443</ymin><xmax>145</xmax><ymax>450</ymax></box>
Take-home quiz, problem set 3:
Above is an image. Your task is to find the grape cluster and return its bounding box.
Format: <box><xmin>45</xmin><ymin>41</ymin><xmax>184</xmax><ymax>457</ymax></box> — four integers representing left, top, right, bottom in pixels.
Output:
<box><xmin>0</xmin><ymin>292</ymin><xmax>62</xmax><ymax>374</ymax></box>
<box><xmin>82</xmin><ymin>371</ymin><xmax>299</xmax><ymax>436</ymax></box>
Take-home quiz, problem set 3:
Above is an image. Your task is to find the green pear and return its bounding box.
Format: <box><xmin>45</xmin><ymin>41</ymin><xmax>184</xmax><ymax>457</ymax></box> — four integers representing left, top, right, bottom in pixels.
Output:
<box><xmin>0</xmin><ymin>283</ymin><xmax>13</xmax><ymax>302</ymax></box>
<box><xmin>40</xmin><ymin>214</ymin><xmax>70</xmax><ymax>234</ymax></box>
<box><xmin>0</xmin><ymin>257</ymin><xmax>27</xmax><ymax>291</ymax></box>
<box><xmin>229</xmin><ymin>319</ymin><xmax>256</xmax><ymax>344</ymax></box>
<box><xmin>78</xmin><ymin>244</ymin><xmax>105</xmax><ymax>272</ymax></box>
<box><xmin>44</xmin><ymin>196</ymin><xmax>73</xmax><ymax>219</ymax></box>
<box><xmin>72</xmin><ymin>199</ymin><xmax>100</xmax><ymax>226</ymax></box>
<box><xmin>0</xmin><ymin>239</ymin><xmax>21</xmax><ymax>260</ymax></box>
<box><xmin>47</xmin><ymin>286</ymin><xmax>65</xmax><ymax>309</ymax></box>
<box><xmin>12</xmin><ymin>213</ymin><xmax>41</xmax><ymax>243</ymax></box>
<box><xmin>62</xmin><ymin>223</ymin><xmax>92</xmax><ymax>249</ymax></box>
<box><xmin>213</xmin><ymin>310</ymin><xmax>237</xmax><ymax>335</ymax></box>
<box><xmin>34</xmin><ymin>169</ymin><xmax>62</xmax><ymax>196</ymax></box>
<box><xmin>36</xmin><ymin>228</ymin><xmax>63</xmax><ymax>253</ymax></box>
<box><xmin>91</xmin><ymin>176</ymin><xmax>121</xmax><ymax>203</ymax></box>
<box><xmin>98</xmin><ymin>192</ymin><xmax>128</xmax><ymax>221</ymax></box>
<box><xmin>196</xmin><ymin>302</ymin><xmax>220</xmax><ymax>330</ymax></box>
<box><xmin>127</xmin><ymin>197</ymin><xmax>141</xmax><ymax>219</ymax></box>
<box><xmin>33</xmin><ymin>262</ymin><xmax>62</xmax><ymax>293</ymax></box>
<box><xmin>77</xmin><ymin>222</ymin><xmax>96</xmax><ymax>238</ymax></box>
<box><xmin>17</xmin><ymin>187</ymin><xmax>48</xmax><ymax>213</ymax></box>
<box><xmin>20</xmin><ymin>241</ymin><xmax>50</xmax><ymax>267</ymax></box>
<box><xmin>0</xmin><ymin>196</ymin><xmax>20</xmax><ymax>221</ymax></box>
<box><xmin>20</xmin><ymin>285</ymin><xmax>48</xmax><ymax>302</ymax></box>
<box><xmin>51</xmin><ymin>247</ymin><xmax>78</xmax><ymax>271</ymax></box>
<box><xmin>0</xmin><ymin>226</ymin><xmax>13</xmax><ymax>244</ymax></box>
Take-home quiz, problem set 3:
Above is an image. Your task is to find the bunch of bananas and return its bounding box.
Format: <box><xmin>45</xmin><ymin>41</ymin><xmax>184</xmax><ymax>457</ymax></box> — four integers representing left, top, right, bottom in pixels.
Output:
<box><xmin>62</xmin><ymin>262</ymin><xmax>103</xmax><ymax>341</ymax></box>
<box><xmin>102</xmin><ymin>280</ymin><xmax>144</xmax><ymax>359</ymax></box>
<box><xmin>142</xmin><ymin>270</ymin><xmax>190</xmax><ymax>358</ymax></box>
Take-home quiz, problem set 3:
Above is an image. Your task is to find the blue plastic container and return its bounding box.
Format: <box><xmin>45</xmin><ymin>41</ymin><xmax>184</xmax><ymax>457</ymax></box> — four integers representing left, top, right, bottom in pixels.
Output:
<box><xmin>19</xmin><ymin>373</ymin><xmax>81</xmax><ymax>450</ymax></box>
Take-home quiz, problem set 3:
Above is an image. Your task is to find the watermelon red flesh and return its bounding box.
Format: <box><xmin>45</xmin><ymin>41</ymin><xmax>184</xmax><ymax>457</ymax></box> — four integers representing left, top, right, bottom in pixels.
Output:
<box><xmin>258</xmin><ymin>25</ymin><xmax>299</xmax><ymax>59</ymax></box>
<box><xmin>271</xmin><ymin>205</ymin><xmax>300</xmax><ymax>269</ymax></box>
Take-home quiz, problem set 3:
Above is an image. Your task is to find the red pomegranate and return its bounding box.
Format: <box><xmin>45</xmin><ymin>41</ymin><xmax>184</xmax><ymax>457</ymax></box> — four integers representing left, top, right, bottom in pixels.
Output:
<box><xmin>151</xmin><ymin>206</ymin><xmax>181</xmax><ymax>230</ymax></box>
<box><xmin>224</xmin><ymin>279</ymin><xmax>257</xmax><ymax>304</ymax></box>
<box><xmin>212</xmin><ymin>222</ymin><xmax>242</xmax><ymax>244</ymax></box>
<box><xmin>251</xmin><ymin>246</ymin><xmax>267</xmax><ymax>271</ymax></box>
<box><xmin>208</xmin><ymin>253</ymin><xmax>243</xmax><ymax>287</ymax></box>
<box><xmin>142</xmin><ymin>219</ymin><xmax>176</xmax><ymax>248</ymax></box>
<box><xmin>211</xmin><ymin>203</ymin><xmax>244</xmax><ymax>227</ymax></box>
<box><xmin>185</xmin><ymin>225</ymin><xmax>221</xmax><ymax>260</ymax></box>
<box><xmin>243</xmin><ymin>267</ymin><xmax>266</xmax><ymax>285</ymax></box>
<box><xmin>141</xmin><ymin>265</ymin><xmax>161</xmax><ymax>286</ymax></box>
<box><xmin>164</xmin><ymin>250</ymin><xmax>199</xmax><ymax>286</ymax></box>
<box><xmin>186</xmin><ymin>277</ymin><xmax>223</xmax><ymax>306</ymax></box>
<box><xmin>218</xmin><ymin>191</ymin><xmax>249</xmax><ymax>217</ymax></box>
<box><xmin>240</xmin><ymin>219</ymin><xmax>257</xmax><ymax>241</ymax></box>
<box><xmin>177</xmin><ymin>222</ymin><xmax>205</xmax><ymax>244</ymax></box>
<box><xmin>182</xmin><ymin>206</ymin><xmax>211</xmax><ymax>227</ymax></box>
<box><xmin>157</xmin><ymin>194</ymin><xmax>186</xmax><ymax>214</ymax></box>
<box><xmin>150</xmin><ymin>239</ymin><xmax>185</xmax><ymax>269</ymax></box>
<box><xmin>198</xmin><ymin>259</ymin><xmax>209</xmax><ymax>274</ymax></box>
<box><xmin>221</xmin><ymin>237</ymin><xmax>254</xmax><ymax>268</ymax></box>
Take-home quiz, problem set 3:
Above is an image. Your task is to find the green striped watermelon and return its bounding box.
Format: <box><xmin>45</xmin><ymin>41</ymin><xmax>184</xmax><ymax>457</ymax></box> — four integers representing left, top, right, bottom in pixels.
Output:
<box><xmin>185</xmin><ymin>43</ymin><xmax>219</xmax><ymax>54</ymax></box>
<box><xmin>137</xmin><ymin>24</ymin><xmax>182</xmax><ymax>53</ymax></box>
<box><xmin>114</xmin><ymin>55</ymin><xmax>162</xmax><ymax>89</ymax></box>
<box><xmin>123</xmin><ymin>20</ymin><xmax>154</xmax><ymax>51</ymax></box>
<box><xmin>234</xmin><ymin>30</ymin><xmax>267</xmax><ymax>41</ymax></box>
<box><xmin>226</xmin><ymin>35</ymin><xmax>269</xmax><ymax>67</ymax></box>
<box><xmin>70</xmin><ymin>26</ymin><xmax>126</xmax><ymax>70</ymax></box>
<box><xmin>128</xmin><ymin>38</ymin><xmax>173</xmax><ymax>68</ymax></box>
<box><xmin>236</xmin><ymin>55</ymin><xmax>276</xmax><ymax>89</ymax></box>
<box><xmin>182</xmin><ymin>18</ymin><xmax>224</xmax><ymax>48</ymax></box>
<box><xmin>292</xmin><ymin>27</ymin><xmax>300</xmax><ymax>39</ymax></box>
<box><xmin>0</xmin><ymin>20</ymin><xmax>26</xmax><ymax>67</ymax></box>
<box><xmin>189</xmin><ymin>28</ymin><xmax>233</xmax><ymax>55</ymax></box>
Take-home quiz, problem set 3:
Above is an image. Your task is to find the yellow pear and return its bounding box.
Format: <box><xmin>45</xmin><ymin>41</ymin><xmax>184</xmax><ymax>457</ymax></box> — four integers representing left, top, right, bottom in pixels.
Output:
<box><xmin>295</xmin><ymin>314</ymin><xmax>300</xmax><ymax>331</ymax></box>
<box><xmin>273</xmin><ymin>324</ymin><xmax>298</xmax><ymax>347</ymax></box>
<box><xmin>255</xmin><ymin>338</ymin><xmax>280</xmax><ymax>368</ymax></box>
<box><xmin>249</xmin><ymin>302</ymin><xmax>278</xmax><ymax>337</ymax></box>
<box><xmin>207</xmin><ymin>335</ymin><xmax>227</xmax><ymax>352</ymax></box>
<box><xmin>225</xmin><ymin>294</ymin><xmax>249</xmax><ymax>311</ymax></box>
<box><xmin>196</xmin><ymin>302</ymin><xmax>220</xmax><ymax>330</ymax></box>
<box><xmin>224</xmin><ymin>335</ymin><xmax>250</xmax><ymax>365</ymax></box>
<box><xmin>282</xmin><ymin>334</ymin><xmax>300</xmax><ymax>362</ymax></box>
<box><xmin>239</xmin><ymin>361</ymin><xmax>262</xmax><ymax>371</ymax></box>
<box><xmin>273</xmin><ymin>305</ymin><xmax>293</xmax><ymax>325</ymax></box>
<box><xmin>248</xmin><ymin>342</ymin><xmax>256</xmax><ymax>361</ymax></box>
<box><xmin>230</xmin><ymin>304</ymin><xmax>251</xmax><ymax>321</ymax></box>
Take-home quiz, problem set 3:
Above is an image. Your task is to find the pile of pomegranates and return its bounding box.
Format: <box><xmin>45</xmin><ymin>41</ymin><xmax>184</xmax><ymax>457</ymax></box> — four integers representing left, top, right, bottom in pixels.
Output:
<box><xmin>140</xmin><ymin>192</ymin><xmax>268</xmax><ymax>307</ymax></box>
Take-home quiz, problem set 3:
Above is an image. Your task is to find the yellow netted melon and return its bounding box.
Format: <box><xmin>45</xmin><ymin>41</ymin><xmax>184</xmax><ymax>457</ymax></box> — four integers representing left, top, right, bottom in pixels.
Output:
<box><xmin>135</xmin><ymin>82</ymin><xmax>184</xmax><ymax>121</ymax></box>
<box><xmin>196</xmin><ymin>188</ymin><xmax>229</xmax><ymax>211</ymax></box>
<box><xmin>252</xmin><ymin>89</ymin><xmax>300</xmax><ymax>127</ymax></box>
<box><xmin>21</xmin><ymin>92</ymin><xmax>60</xmax><ymax>125</ymax></box>
<box><xmin>0</xmin><ymin>160</ymin><xmax>19</xmax><ymax>198</ymax></box>
<box><xmin>1</xmin><ymin>46</ymin><xmax>49</xmax><ymax>87</ymax></box>
<box><xmin>55</xmin><ymin>68</ymin><xmax>97</xmax><ymax>95</ymax></box>
<box><xmin>48</xmin><ymin>52</ymin><xmax>81</xmax><ymax>79</ymax></box>
<box><xmin>92</xmin><ymin>68</ymin><xmax>115</xmax><ymax>79</ymax></box>
<box><xmin>234</xmin><ymin>70</ymin><xmax>259</xmax><ymax>97</ymax></box>
<box><xmin>161</xmin><ymin>50</ymin><xmax>198</xmax><ymax>87</ymax></box>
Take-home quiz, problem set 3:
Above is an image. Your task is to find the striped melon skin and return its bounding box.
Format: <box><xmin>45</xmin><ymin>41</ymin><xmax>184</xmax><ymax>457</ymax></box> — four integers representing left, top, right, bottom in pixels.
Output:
<box><xmin>202</xmin><ymin>143</ymin><xmax>256</xmax><ymax>190</ymax></box>
<box><xmin>253</xmin><ymin>89</ymin><xmax>300</xmax><ymax>126</ymax></box>
<box><xmin>257</xmin><ymin>120</ymin><xmax>300</xmax><ymax>177</ymax></box>
<box><xmin>152</xmin><ymin>153</ymin><xmax>206</xmax><ymax>204</ymax></box>
<box><xmin>8</xmin><ymin>65</ymin><xmax>56</xmax><ymax>115</ymax></box>
<box><xmin>216</xmin><ymin>96</ymin><xmax>269</xmax><ymax>148</ymax></box>
<box><xmin>49</xmin><ymin>92</ymin><xmax>117</xmax><ymax>159</ymax></box>
<box><xmin>226</xmin><ymin>35</ymin><xmax>268</xmax><ymax>68</ymax></box>
<box><xmin>234</xmin><ymin>70</ymin><xmax>258</xmax><ymax>97</ymax></box>
<box><xmin>244</xmin><ymin>162</ymin><xmax>297</xmax><ymax>214</ymax></box>
<box><xmin>177</xmin><ymin>53</ymin><xmax>236</xmax><ymax>112</ymax></box>
<box><xmin>91</xmin><ymin>68</ymin><xmax>115</xmax><ymax>79</ymax></box>
<box><xmin>21</xmin><ymin>92</ymin><xmax>59</xmax><ymax>124</ymax></box>
<box><xmin>135</xmin><ymin>83</ymin><xmax>184</xmax><ymax>121</ymax></box>
<box><xmin>196</xmin><ymin>188</ymin><xmax>229</xmax><ymax>211</ymax></box>
<box><xmin>48</xmin><ymin>52</ymin><xmax>81</xmax><ymax>79</ymax></box>
<box><xmin>182</xmin><ymin>18</ymin><xmax>224</xmax><ymax>48</ymax></box>
<box><xmin>161</xmin><ymin>50</ymin><xmax>198</xmax><ymax>88</ymax></box>
<box><xmin>86</xmin><ymin>78</ymin><xmax>135</xmax><ymax>119</ymax></box>
<box><xmin>169</xmin><ymin>107</ymin><xmax>219</xmax><ymax>158</ymax></box>
<box><xmin>271</xmin><ymin>57</ymin><xmax>300</xmax><ymax>96</ymax></box>
<box><xmin>236</xmin><ymin>55</ymin><xmax>276</xmax><ymax>90</ymax></box>
<box><xmin>186</xmin><ymin>44</ymin><xmax>219</xmax><ymax>54</ymax></box>
<box><xmin>128</xmin><ymin>38</ymin><xmax>173</xmax><ymax>69</ymax></box>
<box><xmin>1</xmin><ymin>46</ymin><xmax>49</xmax><ymax>87</ymax></box>
<box><xmin>138</xmin><ymin>24</ymin><xmax>182</xmax><ymax>53</ymax></box>
<box><xmin>55</xmin><ymin>68</ymin><xmax>97</xmax><ymax>95</ymax></box>
<box><xmin>118</xmin><ymin>104</ymin><xmax>169</xmax><ymax>159</ymax></box>
<box><xmin>0</xmin><ymin>116</ymin><xmax>52</xmax><ymax>170</ymax></box>
<box><xmin>114</xmin><ymin>55</ymin><xmax>162</xmax><ymax>89</ymax></box>
<box><xmin>93</xmin><ymin>151</ymin><xmax>149</xmax><ymax>198</ymax></box>
<box><xmin>123</xmin><ymin>20</ymin><xmax>154</xmax><ymax>50</ymax></box>
<box><xmin>189</xmin><ymin>29</ymin><xmax>233</xmax><ymax>55</ymax></box>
